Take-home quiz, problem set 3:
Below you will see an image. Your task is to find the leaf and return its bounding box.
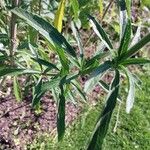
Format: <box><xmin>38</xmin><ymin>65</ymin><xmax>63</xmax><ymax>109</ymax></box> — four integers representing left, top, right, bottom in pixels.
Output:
<box><xmin>88</xmin><ymin>15</ymin><xmax>113</xmax><ymax>50</ymax></box>
<box><xmin>84</xmin><ymin>61</ymin><xmax>111</xmax><ymax>93</ymax></box>
<box><xmin>122</xmin><ymin>33</ymin><xmax>150</xmax><ymax>59</ymax></box>
<box><xmin>119</xmin><ymin>0</ymin><xmax>127</xmax><ymax>39</ymax></box>
<box><xmin>57</xmin><ymin>83</ymin><xmax>65</xmax><ymax>141</ymax></box>
<box><xmin>71</xmin><ymin>21</ymin><xmax>84</xmax><ymax>61</ymax></box>
<box><xmin>12</xmin><ymin>8</ymin><xmax>76</xmax><ymax>57</ymax></box>
<box><xmin>54</xmin><ymin>0</ymin><xmax>66</xmax><ymax>32</ymax></box>
<box><xmin>86</xmin><ymin>70</ymin><xmax>120</xmax><ymax>150</ymax></box>
<box><xmin>118</xmin><ymin>19</ymin><xmax>131</xmax><ymax>56</ymax></box>
<box><xmin>71</xmin><ymin>0</ymin><xmax>79</xmax><ymax>20</ymax></box>
<box><xmin>71</xmin><ymin>81</ymin><xmax>86</xmax><ymax>102</ymax></box>
<box><xmin>120</xmin><ymin>58</ymin><xmax>150</xmax><ymax>66</ymax></box>
<box><xmin>41</xmin><ymin>78</ymin><xmax>61</xmax><ymax>93</ymax></box>
<box><xmin>130</xmin><ymin>26</ymin><xmax>141</xmax><ymax>47</ymax></box>
<box><xmin>32</xmin><ymin>77</ymin><xmax>43</xmax><ymax>107</ymax></box>
<box><xmin>0</xmin><ymin>67</ymin><xmax>42</xmax><ymax>77</ymax></box>
<box><xmin>56</xmin><ymin>47</ymin><xmax>69</xmax><ymax>75</ymax></box>
<box><xmin>13</xmin><ymin>76</ymin><xmax>22</xmax><ymax>102</ymax></box>
<box><xmin>0</xmin><ymin>55</ymin><xmax>8</xmax><ymax>62</ymax></box>
<box><xmin>125</xmin><ymin>0</ymin><xmax>131</xmax><ymax>17</ymax></box>
<box><xmin>0</xmin><ymin>68</ymin><xmax>25</xmax><ymax>77</ymax></box>
<box><xmin>124</xmin><ymin>69</ymin><xmax>135</xmax><ymax>113</ymax></box>
<box><xmin>99</xmin><ymin>80</ymin><xmax>122</xmax><ymax>102</ymax></box>
<box><xmin>31</xmin><ymin>57</ymin><xmax>59</xmax><ymax>70</ymax></box>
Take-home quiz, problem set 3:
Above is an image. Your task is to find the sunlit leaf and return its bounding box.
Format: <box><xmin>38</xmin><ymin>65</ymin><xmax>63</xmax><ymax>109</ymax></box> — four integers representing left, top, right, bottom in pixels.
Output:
<box><xmin>54</xmin><ymin>0</ymin><xmax>66</xmax><ymax>32</ymax></box>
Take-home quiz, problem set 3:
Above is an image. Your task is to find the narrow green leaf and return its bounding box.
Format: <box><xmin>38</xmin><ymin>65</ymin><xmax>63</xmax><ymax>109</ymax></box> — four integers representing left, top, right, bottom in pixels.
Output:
<box><xmin>120</xmin><ymin>58</ymin><xmax>150</xmax><ymax>66</ymax></box>
<box><xmin>90</xmin><ymin>61</ymin><xmax>112</xmax><ymax>78</ymax></box>
<box><xmin>86</xmin><ymin>70</ymin><xmax>120</xmax><ymax>150</ymax></box>
<box><xmin>31</xmin><ymin>57</ymin><xmax>59</xmax><ymax>70</ymax></box>
<box><xmin>71</xmin><ymin>81</ymin><xmax>86</xmax><ymax>102</ymax></box>
<box><xmin>122</xmin><ymin>33</ymin><xmax>150</xmax><ymax>59</ymax></box>
<box><xmin>71</xmin><ymin>21</ymin><xmax>84</xmax><ymax>61</ymax></box>
<box><xmin>71</xmin><ymin>0</ymin><xmax>79</xmax><ymax>20</ymax></box>
<box><xmin>88</xmin><ymin>15</ymin><xmax>113</xmax><ymax>50</ymax></box>
<box><xmin>41</xmin><ymin>78</ymin><xmax>61</xmax><ymax>93</ymax></box>
<box><xmin>32</xmin><ymin>77</ymin><xmax>43</xmax><ymax>107</ymax></box>
<box><xmin>118</xmin><ymin>19</ymin><xmax>131</xmax><ymax>56</ymax></box>
<box><xmin>0</xmin><ymin>55</ymin><xmax>8</xmax><ymax>61</ymax></box>
<box><xmin>57</xmin><ymin>84</ymin><xmax>65</xmax><ymax>141</ymax></box>
<box><xmin>125</xmin><ymin>0</ymin><xmax>131</xmax><ymax>18</ymax></box>
<box><xmin>0</xmin><ymin>68</ymin><xmax>25</xmax><ymax>77</ymax></box>
<box><xmin>119</xmin><ymin>0</ymin><xmax>127</xmax><ymax>39</ymax></box>
<box><xmin>122</xmin><ymin>68</ymin><xmax>135</xmax><ymax>113</ymax></box>
<box><xmin>98</xmin><ymin>80</ymin><xmax>122</xmax><ymax>102</ymax></box>
<box><xmin>12</xmin><ymin>8</ymin><xmax>76</xmax><ymax>57</ymax></box>
<box><xmin>84</xmin><ymin>61</ymin><xmax>111</xmax><ymax>93</ymax></box>
<box><xmin>13</xmin><ymin>76</ymin><xmax>22</xmax><ymax>102</ymax></box>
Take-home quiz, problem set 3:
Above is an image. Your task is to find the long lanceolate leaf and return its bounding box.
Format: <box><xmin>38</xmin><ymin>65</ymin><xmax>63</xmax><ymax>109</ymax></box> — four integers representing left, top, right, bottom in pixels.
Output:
<box><xmin>122</xmin><ymin>68</ymin><xmax>136</xmax><ymax>113</ymax></box>
<box><xmin>31</xmin><ymin>57</ymin><xmax>59</xmax><ymax>70</ymax></box>
<box><xmin>13</xmin><ymin>76</ymin><xmax>22</xmax><ymax>102</ymax></box>
<box><xmin>32</xmin><ymin>77</ymin><xmax>43</xmax><ymax>107</ymax></box>
<box><xmin>125</xmin><ymin>0</ymin><xmax>131</xmax><ymax>18</ymax></box>
<box><xmin>122</xmin><ymin>33</ymin><xmax>150</xmax><ymax>60</ymax></box>
<box><xmin>120</xmin><ymin>58</ymin><xmax>150</xmax><ymax>66</ymax></box>
<box><xmin>54</xmin><ymin>0</ymin><xmax>66</xmax><ymax>32</ymax></box>
<box><xmin>71</xmin><ymin>0</ymin><xmax>79</xmax><ymax>21</ymax></box>
<box><xmin>88</xmin><ymin>15</ymin><xmax>113</xmax><ymax>50</ymax></box>
<box><xmin>86</xmin><ymin>70</ymin><xmax>120</xmax><ymax>150</ymax></box>
<box><xmin>118</xmin><ymin>19</ymin><xmax>131</xmax><ymax>56</ymax></box>
<box><xmin>11</xmin><ymin>8</ymin><xmax>76</xmax><ymax>57</ymax></box>
<box><xmin>118</xmin><ymin>0</ymin><xmax>127</xmax><ymax>39</ymax></box>
<box><xmin>84</xmin><ymin>61</ymin><xmax>112</xmax><ymax>93</ymax></box>
<box><xmin>57</xmin><ymin>81</ymin><xmax>66</xmax><ymax>141</ymax></box>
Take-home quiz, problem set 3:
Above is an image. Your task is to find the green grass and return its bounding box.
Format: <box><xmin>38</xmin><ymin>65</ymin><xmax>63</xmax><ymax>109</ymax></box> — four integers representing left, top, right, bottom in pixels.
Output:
<box><xmin>28</xmin><ymin>75</ymin><xmax>150</xmax><ymax>150</ymax></box>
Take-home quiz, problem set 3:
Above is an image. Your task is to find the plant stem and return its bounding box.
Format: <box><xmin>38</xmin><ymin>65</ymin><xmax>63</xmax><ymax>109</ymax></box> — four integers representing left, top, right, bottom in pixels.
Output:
<box><xmin>10</xmin><ymin>0</ymin><xmax>19</xmax><ymax>59</ymax></box>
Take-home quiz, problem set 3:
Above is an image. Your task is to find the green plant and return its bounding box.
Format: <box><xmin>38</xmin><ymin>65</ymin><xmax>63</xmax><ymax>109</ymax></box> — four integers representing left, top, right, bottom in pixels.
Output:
<box><xmin>0</xmin><ymin>0</ymin><xmax>150</xmax><ymax>149</ymax></box>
